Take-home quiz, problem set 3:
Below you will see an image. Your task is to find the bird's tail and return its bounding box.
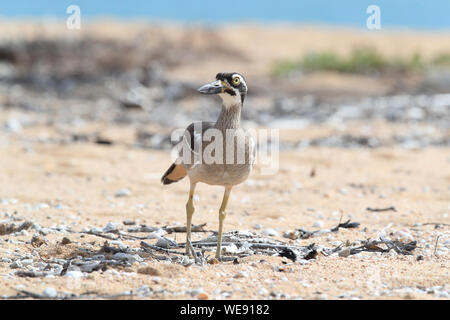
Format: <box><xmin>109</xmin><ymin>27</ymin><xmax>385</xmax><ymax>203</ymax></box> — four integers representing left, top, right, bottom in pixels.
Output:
<box><xmin>161</xmin><ymin>163</ymin><xmax>187</xmax><ymax>185</ymax></box>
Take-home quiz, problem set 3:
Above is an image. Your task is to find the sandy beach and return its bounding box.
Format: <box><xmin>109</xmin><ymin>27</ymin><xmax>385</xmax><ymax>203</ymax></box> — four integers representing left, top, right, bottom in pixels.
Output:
<box><xmin>0</xmin><ymin>21</ymin><xmax>448</xmax><ymax>300</ymax></box>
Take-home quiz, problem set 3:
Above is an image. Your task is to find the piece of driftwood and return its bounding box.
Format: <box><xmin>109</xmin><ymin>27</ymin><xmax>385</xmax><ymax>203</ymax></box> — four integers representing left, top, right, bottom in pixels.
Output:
<box><xmin>176</xmin><ymin>233</ymin><xmax>324</xmax><ymax>261</ymax></box>
<box><xmin>331</xmin><ymin>219</ymin><xmax>360</xmax><ymax>232</ymax></box>
<box><xmin>181</xmin><ymin>241</ymin><xmax>307</xmax><ymax>251</ymax></box>
<box><xmin>80</xmin><ymin>230</ymin><xmax>119</xmax><ymax>240</ymax></box>
<box><xmin>164</xmin><ymin>223</ymin><xmax>208</xmax><ymax>234</ymax></box>
<box><xmin>99</xmin><ymin>241</ymin><xmax>132</xmax><ymax>254</ymax></box>
<box><xmin>15</xmin><ymin>271</ymin><xmax>54</xmax><ymax>278</ymax></box>
<box><xmin>140</xmin><ymin>241</ymin><xmax>185</xmax><ymax>256</ymax></box>
<box><xmin>415</xmin><ymin>222</ymin><xmax>450</xmax><ymax>227</ymax></box>
<box><xmin>0</xmin><ymin>221</ymin><xmax>33</xmax><ymax>235</ymax></box>
<box><xmin>128</xmin><ymin>223</ymin><xmax>208</xmax><ymax>234</ymax></box>
<box><xmin>366</xmin><ymin>206</ymin><xmax>397</xmax><ymax>212</ymax></box>
<box><xmin>1</xmin><ymin>289</ymin><xmax>137</xmax><ymax>300</ymax></box>
<box><xmin>345</xmin><ymin>238</ymin><xmax>417</xmax><ymax>255</ymax></box>
<box><xmin>186</xmin><ymin>238</ymin><xmax>204</xmax><ymax>265</ymax></box>
<box><xmin>434</xmin><ymin>236</ymin><xmax>441</xmax><ymax>256</ymax></box>
<box><xmin>127</xmin><ymin>225</ymin><xmax>159</xmax><ymax>233</ymax></box>
<box><xmin>284</xmin><ymin>219</ymin><xmax>361</xmax><ymax>240</ymax></box>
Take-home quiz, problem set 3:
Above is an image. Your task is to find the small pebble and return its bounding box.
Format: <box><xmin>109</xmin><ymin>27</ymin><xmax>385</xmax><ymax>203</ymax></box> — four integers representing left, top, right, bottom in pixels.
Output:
<box><xmin>338</xmin><ymin>248</ymin><xmax>351</xmax><ymax>258</ymax></box>
<box><xmin>258</xmin><ymin>288</ymin><xmax>269</xmax><ymax>295</ymax></box>
<box><xmin>262</xmin><ymin>228</ymin><xmax>279</xmax><ymax>237</ymax></box>
<box><xmin>155</xmin><ymin>237</ymin><xmax>175</xmax><ymax>248</ymax></box>
<box><xmin>35</xmin><ymin>203</ymin><xmax>50</xmax><ymax>210</ymax></box>
<box><xmin>316</xmin><ymin>293</ymin><xmax>328</xmax><ymax>300</ymax></box>
<box><xmin>148</xmin><ymin>228</ymin><xmax>166</xmax><ymax>239</ymax></box>
<box><xmin>102</xmin><ymin>222</ymin><xmax>119</xmax><ymax>233</ymax></box>
<box><xmin>5</xmin><ymin>119</ymin><xmax>22</xmax><ymax>133</ymax></box>
<box><xmin>190</xmin><ymin>288</ymin><xmax>204</xmax><ymax>296</ymax></box>
<box><xmin>313</xmin><ymin>221</ymin><xmax>324</xmax><ymax>228</ymax></box>
<box><xmin>65</xmin><ymin>270</ymin><xmax>83</xmax><ymax>279</ymax></box>
<box><xmin>115</xmin><ymin>188</ymin><xmax>131</xmax><ymax>197</ymax></box>
<box><xmin>197</xmin><ymin>292</ymin><xmax>209</xmax><ymax>300</ymax></box>
<box><xmin>20</xmin><ymin>259</ymin><xmax>33</xmax><ymax>266</ymax></box>
<box><xmin>42</xmin><ymin>287</ymin><xmax>57</xmax><ymax>298</ymax></box>
<box><xmin>234</xmin><ymin>271</ymin><xmax>248</xmax><ymax>278</ymax></box>
<box><xmin>61</xmin><ymin>237</ymin><xmax>71</xmax><ymax>245</ymax></box>
<box><xmin>112</xmin><ymin>253</ymin><xmax>143</xmax><ymax>263</ymax></box>
<box><xmin>136</xmin><ymin>285</ymin><xmax>151</xmax><ymax>297</ymax></box>
<box><xmin>31</xmin><ymin>235</ymin><xmax>45</xmax><ymax>248</ymax></box>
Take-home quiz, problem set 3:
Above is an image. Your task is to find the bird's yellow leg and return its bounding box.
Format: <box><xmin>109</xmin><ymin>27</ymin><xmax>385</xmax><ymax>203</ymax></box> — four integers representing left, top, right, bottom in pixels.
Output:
<box><xmin>185</xmin><ymin>182</ymin><xmax>196</xmax><ymax>256</ymax></box>
<box><xmin>216</xmin><ymin>187</ymin><xmax>232</xmax><ymax>259</ymax></box>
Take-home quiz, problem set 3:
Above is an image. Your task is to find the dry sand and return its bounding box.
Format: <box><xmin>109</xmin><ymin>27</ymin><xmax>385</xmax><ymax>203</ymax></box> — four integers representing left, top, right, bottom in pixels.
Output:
<box><xmin>0</xmin><ymin>123</ymin><xmax>449</xmax><ymax>300</ymax></box>
<box><xmin>0</xmin><ymin>21</ymin><xmax>448</xmax><ymax>300</ymax></box>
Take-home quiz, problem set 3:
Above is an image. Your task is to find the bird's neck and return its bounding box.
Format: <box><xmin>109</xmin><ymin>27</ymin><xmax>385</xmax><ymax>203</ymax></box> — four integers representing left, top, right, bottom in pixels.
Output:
<box><xmin>215</xmin><ymin>103</ymin><xmax>242</xmax><ymax>130</ymax></box>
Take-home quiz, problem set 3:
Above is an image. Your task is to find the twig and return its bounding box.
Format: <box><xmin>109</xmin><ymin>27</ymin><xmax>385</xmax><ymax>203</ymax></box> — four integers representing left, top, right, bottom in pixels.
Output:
<box><xmin>99</xmin><ymin>241</ymin><xmax>131</xmax><ymax>254</ymax></box>
<box><xmin>417</xmin><ymin>222</ymin><xmax>450</xmax><ymax>227</ymax></box>
<box><xmin>186</xmin><ymin>238</ymin><xmax>203</xmax><ymax>265</ymax></box>
<box><xmin>434</xmin><ymin>236</ymin><xmax>441</xmax><ymax>256</ymax></box>
<box><xmin>338</xmin><ymin>212</ymin><xmax>343</xmax><ymax>226</ymax></box>
<box><xmin>218</xmin><ymin>256</ymin><xmax>238</xmax><ymax>262</ymax></box>
<box><xmin>128</xmin><ymin>223</ymin><xmax>209</xmax><ymax>234</ymax></box>
<box><xmin>180</xmin><ymin>241</ymin><xmax>310</xmax><ymax>252</ymax></box>
<box><xmin>80</xmin><ymin>231</ymin><xmax>119</xmax><ymax>240</ymax></box>
<box><xmin>0</xmin><ymin>221</ymin><xmax>33</xmax><ymax>235</ymax></box>
<box><xmin>366</xmin><ymin>206</ymin><xmax>397</xmax><ymax>212</ymax></box>
<box><xmin>120</xmin><ymin>233</ymin><xmax>151</xmax><ymax>240</ymax></box>
<box><xmin>140</xmin><ymin>241</ymin><xmax>185</xmax><ymax>256</ymax></box>
<box><xmin>331</xmin><ymin>219</ymin><xmax>360</xmax><ymax>232</ymax></box>
<box><xmin>164</xmin><ymin>223</ymin><xmax>208</xmax><ymax>234</ymax></box>
<box><xmin>3</xmin><ymin>289</ymin><xmax>137</xmax><ymax>300</ymax></box>
<box><xmin>347</xmin><ymin>238</ymin><xmax>417</xmax><ymax>256</ymax></box>
<box><xmin>16</xmin><ymin>290</ymin><xmax>48</xmax><ymax>299</ymax></box>
<box><xmin>15</xmin><ymin>271</ymin><xmax>54</xmax><ymax>278</ymax></box>
<box><xmin>127</xmin><ymin>225</ymin><xmax>158</xmax><ymax>233</ymax></box>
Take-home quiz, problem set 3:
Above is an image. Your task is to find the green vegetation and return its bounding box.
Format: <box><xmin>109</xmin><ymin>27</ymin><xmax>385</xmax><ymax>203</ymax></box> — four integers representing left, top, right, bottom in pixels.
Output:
<box><xmin>432</xmin><ymin>53</ymin><xmax>450</xmax><ymax>66</ymax></box>
<box><xmin>270</xmin><ymin>47</ymin><xmax>450</xmax><ymax>77</ymax></box>
<box><xmin>301</xmin><ymin>47</ymin><xmax>389</xmax><ymax>73</ymax></box>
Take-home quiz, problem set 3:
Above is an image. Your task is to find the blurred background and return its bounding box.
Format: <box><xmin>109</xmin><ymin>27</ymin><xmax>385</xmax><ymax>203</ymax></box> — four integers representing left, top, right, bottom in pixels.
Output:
<box><xmin>0</xmin><ymin>1</ymin><xmax>449</xmax><ymax>149</ymax></box>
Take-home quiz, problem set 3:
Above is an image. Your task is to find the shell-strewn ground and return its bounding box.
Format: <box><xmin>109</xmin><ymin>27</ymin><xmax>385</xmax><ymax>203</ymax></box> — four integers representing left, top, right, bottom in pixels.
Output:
<box><xmin>0</xmin><ymin>125</ymin><xmax>448</xmax><ymax>300</ymax></box>
<box><xmin>0</xmin><ymin>21</ymin><xmax>449</xmax><ymax>300</ymax></box>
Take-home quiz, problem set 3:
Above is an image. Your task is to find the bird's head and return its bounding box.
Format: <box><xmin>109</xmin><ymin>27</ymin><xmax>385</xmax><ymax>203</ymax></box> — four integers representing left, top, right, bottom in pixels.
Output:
<box><xmin>198</xmin><ymin>72</ymin><xmax>248</xmax><ymax>106</ymax></box>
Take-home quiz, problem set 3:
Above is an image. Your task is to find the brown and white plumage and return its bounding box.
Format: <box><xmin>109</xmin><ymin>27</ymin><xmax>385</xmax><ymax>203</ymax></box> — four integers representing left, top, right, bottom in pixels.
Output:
<box><xmin>161</xmin><ymin>72</ymin><xmax>255</xmax><ymax>259</ymax></box>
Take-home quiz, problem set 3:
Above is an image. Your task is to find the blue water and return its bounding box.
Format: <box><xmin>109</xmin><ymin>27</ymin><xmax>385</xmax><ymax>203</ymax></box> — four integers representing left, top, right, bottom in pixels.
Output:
<box><xmin>0</xmin><ymin>0</ymin><xmax>449</xmax><ymax>30</ymax></box>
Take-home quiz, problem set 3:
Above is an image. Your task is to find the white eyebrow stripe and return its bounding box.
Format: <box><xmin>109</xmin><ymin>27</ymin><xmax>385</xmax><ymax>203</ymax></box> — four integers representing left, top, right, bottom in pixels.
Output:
<box><xmin>233</xmin><ymin>75</ymin><xmax>247</xmax><ymax>92</ymax></box>
<box><xmin>233</xmin><ymin>74</ymin><xmax>244</xmax><ymax>83</ymax></box>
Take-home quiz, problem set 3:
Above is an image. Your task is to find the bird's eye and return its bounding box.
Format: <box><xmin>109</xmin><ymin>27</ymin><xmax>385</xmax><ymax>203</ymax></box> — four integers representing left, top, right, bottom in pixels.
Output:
<box><xmin>232</xmin><ymin>77</ymin><xmax>240</xmax><ymax>85</ymax></box>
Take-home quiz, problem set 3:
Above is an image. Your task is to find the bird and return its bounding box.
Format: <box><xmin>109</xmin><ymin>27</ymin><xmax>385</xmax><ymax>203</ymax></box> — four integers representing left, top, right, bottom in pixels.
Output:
<box><xmin>161</xmin><ymin>72</ymin><xmax>255</xmax><ymax>260</ymax></box>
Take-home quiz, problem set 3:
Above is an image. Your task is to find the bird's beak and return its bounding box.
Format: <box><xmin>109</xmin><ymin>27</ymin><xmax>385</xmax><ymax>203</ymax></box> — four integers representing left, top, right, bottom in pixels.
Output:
<box><xmin>197</xmin><ymin>80</ymin><xmax>227</xmax><ymax>95</ymax></box>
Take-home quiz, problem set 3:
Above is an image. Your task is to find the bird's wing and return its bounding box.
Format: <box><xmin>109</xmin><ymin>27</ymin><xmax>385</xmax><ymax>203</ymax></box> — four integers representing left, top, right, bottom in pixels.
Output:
<box><xmin>176</xmin><ymin>121</ymin><xmax>215</xmax><ymax>167</ymax></box>
<box><xmin>183</xmin><ymin>121</ymin><xmax>216</xmax><ymax>154</ymax></box>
